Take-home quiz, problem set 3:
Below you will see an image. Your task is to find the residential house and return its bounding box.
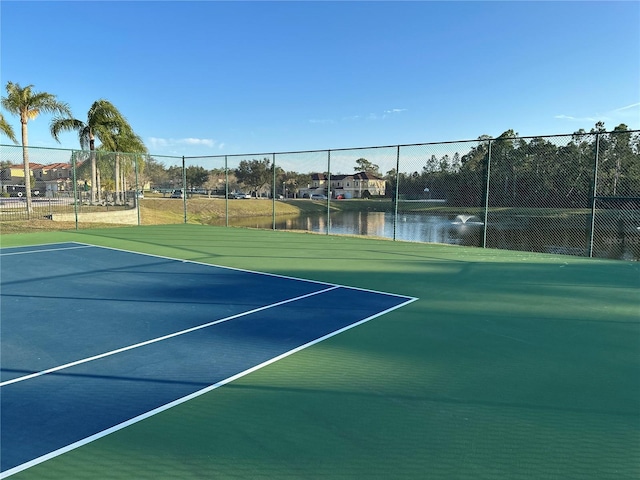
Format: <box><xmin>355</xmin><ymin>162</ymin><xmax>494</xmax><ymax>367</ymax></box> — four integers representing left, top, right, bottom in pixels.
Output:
<box><xmin>1</xmin><ymin>163</ymin><xmax>43</xmax><ymax>195</ymax></box>
<box><xmin>1</xmin><ymin>163</ymin><xmax>38</xmax><ymax>183</ymax></box>
<box><xmin>300</xmin><ymin>172</ymin><xmax>386</xmax><ymax>199</ymax></box>
<box><xmin>32</xmin><ymin>162</ymin><xmax>76</xmax><ymax>195</ymax></box>
<box><xmin>1</xmin><ymin>162</ymin><xmax>76</xmax><ymax>196</ymax></box>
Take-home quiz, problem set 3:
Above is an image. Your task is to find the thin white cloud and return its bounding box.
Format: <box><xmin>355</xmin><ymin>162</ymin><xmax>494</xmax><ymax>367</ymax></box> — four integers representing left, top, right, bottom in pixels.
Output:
<box><xmin>613</xmin><ymin>102</ymin><xmax>640</xmax><ymax>112</ymax></box>
<box><xmin>554</xmin><ymin>114</ymin><xmax>599</xmax><ymax>122</ymax></box>
<box><xmin>369</xmin><ymin>108</ymin><xmax>407</xmax><ymax>121</ymax></box>
<box><xmin>181</xmin><ymin>138</ymin><xmax>215</xmax><ymax>147</ymax></box>
<box><xmin>313</xmin><ymin>108</ymin><xmax>406</xmax><ymax>125</ymax></box>
<box><xmin>342</xmin><ymin>108</ymin><xmax>407</xmax><ymax>123</ymax></box>
<box><xmin>148</xmin><ymin>137</ymin><xmax>169</xmax><ymax>148</ymax></box>
<box><xmin>147</xmin><ymin>137</ymin><xmax>217</xmax><ymax>149</ymax></box>
<box><xmin>555</xmin><ymin>102</ymin><xmax>639</xmax><ymax>126</ymax></box>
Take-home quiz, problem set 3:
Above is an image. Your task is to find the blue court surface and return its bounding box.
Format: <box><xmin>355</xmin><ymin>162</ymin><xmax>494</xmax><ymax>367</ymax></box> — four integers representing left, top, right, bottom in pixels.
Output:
<box><xmin>0</xmin><ymin>242</ymin><xmax>416</xmax><ymax>477</ymax></box>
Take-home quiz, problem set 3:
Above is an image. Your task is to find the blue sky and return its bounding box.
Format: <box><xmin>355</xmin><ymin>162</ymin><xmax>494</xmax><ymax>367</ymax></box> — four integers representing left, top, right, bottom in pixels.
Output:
<box><xmin>1</xmin><ymin>1</ymin><xmax>638</xmax><ymax>159</ymax></box>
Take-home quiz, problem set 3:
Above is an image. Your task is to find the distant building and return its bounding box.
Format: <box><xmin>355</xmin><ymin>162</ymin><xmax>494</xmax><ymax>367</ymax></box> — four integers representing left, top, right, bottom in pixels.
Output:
<box><xmin>31</xmin><ymin>163</ymin><xmax>75</xmax><ymax>195</ymax></box>
<box><xmin>1</xmin><ymin>162</ymin><xmax>78</xmax><ymax>196</ymax></box>
<box><xmin>0</xmin><ymin>163</ymin><xmax>42</xmax><ymax>183</ymax></box>
<box><xmin>300</xmin><ymin>172</ymin><xmax>386</xmax><ymax>199</ymax></box>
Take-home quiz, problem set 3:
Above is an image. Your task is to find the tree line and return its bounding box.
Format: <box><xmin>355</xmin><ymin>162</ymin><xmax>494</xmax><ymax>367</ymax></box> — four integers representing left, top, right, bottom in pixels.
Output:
<box><xmin>149</xmin><ymin>124</ymin><xmax>639</xmax><ymax>207</ymax></box>
<box><xmin>145</xmin><ymin>157</ymin><xmax>384</xmax><ymax>198</ymax></box>
<box><xmin>2</xmin><ymin>81</ymin><xmax>638</xmax><ymax>209</ymax></box>
<box><xmin>387</xmin><ymin>124</ymin><xmax>639</xmax><ymax>208</ymax></box>
<box><xmin>90</xmin><ymin>123</ymin><xmax>640</xmax><ymax>206</ymax></box>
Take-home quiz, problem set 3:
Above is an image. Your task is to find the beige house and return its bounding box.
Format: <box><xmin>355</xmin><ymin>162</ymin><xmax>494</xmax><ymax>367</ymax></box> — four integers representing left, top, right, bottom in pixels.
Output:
<box><xmin>1</xmin><ymin>162</ymin><xmax>76</xmax><ymax>196</ymax></box>
<box><xmin>1</xmin><ymin>163</ymin><xmax>42</xmax><ymax>195</ymax></box>
<box><xmin>31</xmin><ymin>163</ymin><xmax>75</xmax><ymax>195</ymax></box>
<box><xmin>0</xmin><ymin>163</ymin><xmax>39</xmax><ymax>183</ymax></box>
<box><xmin>301</xmin><ymin>172</ymin><xmax>386</xmax><ymax>199</ymax></box>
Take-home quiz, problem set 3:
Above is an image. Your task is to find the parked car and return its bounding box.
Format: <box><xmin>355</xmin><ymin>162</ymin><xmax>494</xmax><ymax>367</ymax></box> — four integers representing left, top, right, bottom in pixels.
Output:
<box><xmin>170</xmin><ymin>189</ymin><xmax>184</xmax><ymax>198</ymax></box>
<box><xmin>310</xmin><ymin>193</ymin><xmax>328</xmax><ymax>200</ymax></box>
<box><xmin>5</xmin><ymin>186</ymin><xmax>40</xmax><ymax>197</ymax></box>
<box><xmin>232</xmin><ymin>192</ymin><xmax>251</xmax><ymax>199</ymax></box>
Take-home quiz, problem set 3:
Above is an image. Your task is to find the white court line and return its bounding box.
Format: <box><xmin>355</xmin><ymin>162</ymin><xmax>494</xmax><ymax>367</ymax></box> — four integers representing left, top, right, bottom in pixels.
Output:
<box><xmin>0</xmin><ymin>244</ymin><xmax>92</xmax><ymax>256</ymax></box>
<box><xmin>0</xmin><ymin>285</ymin><xmax>339</xmax><ymax>388</ymax></box>
<box><xmin>1</xmin><ymin>241</ymin><xmax>415</xmax><ymax>389</ymax></box>
<box><xmin>4</xmin><ymin>241</ymin><xmax>417</xmax><ymax>300</ymax></box>
<box><xmin>0</xmin><ymin>295</ymin><xmax>417</xmax><ymax>480</ymax></box>
<box><xmin>71</xmin><ymin>241</ymin><xmax>417</xmax><ymax>300</ymax></box>
<box><xmin>0</xmin><ymin>242</ymin><xmax>418</xmax><ymax>478</ymax></box>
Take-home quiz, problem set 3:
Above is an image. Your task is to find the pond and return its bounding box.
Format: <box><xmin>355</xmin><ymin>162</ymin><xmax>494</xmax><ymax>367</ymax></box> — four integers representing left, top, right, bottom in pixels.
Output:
<box><xmin>222</xmin><ymin>212</ymin><xmax>486</xmax><ymax>246</ymax></box>
<box><xmin>212</xmin><ymin>210</ymin><xmax>639</xmax><ymax>260</ymax></box>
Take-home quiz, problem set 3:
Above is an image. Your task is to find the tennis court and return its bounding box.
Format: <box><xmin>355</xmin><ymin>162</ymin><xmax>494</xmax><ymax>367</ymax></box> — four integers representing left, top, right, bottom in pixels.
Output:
<box><xmin>1</xmin><ymin>241</ymin><xmax>414</xmax><ymax>477</ymax></box>
<box><xmin>1</xmin><ymin>224</ymin><xmax>638</xmax><ymax>479</ymax></box>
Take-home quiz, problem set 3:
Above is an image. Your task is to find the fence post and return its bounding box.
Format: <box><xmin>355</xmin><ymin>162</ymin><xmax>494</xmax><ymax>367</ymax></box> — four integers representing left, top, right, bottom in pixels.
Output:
<box><xmin>182</xmin><ymin>156</ymin><xmax>187</xmax><ymax>224</ymax></box>
<box><xmin>134</xmin><ymin>155</ymin><xmax>141</xmax><ymax>226</ymax></box>
<box><xmin>393</xmin><ymin>145</ymin><xmax>400</xmax><ymax>241</ymax></box>
<box><xmin>327</xmin><ymin>150</ymin><xmax>331</xmax><ymax>235</ymax></box>
<box><xmin>72</xmin><ymin>150</ymin><xmax>79</xmax><ymax>230</ymax></box>
<box><xmin>588</xmin><ymin>133</ymin><xmax>601</xmax><ymax>258</ymax></box>
<box><xmin>272</xmin><ymin>153</ymin><xmax>276</xmax><ymax>230</ymax></box>
<box><xmin>482</xmin><ymin>140</ymin><xmax>492</xmax><ymax>248</ymax></box>
<box><xmin>224</xmin><ymin>156</ymin><xmax>229</xmax><ymax>227</ymax></box>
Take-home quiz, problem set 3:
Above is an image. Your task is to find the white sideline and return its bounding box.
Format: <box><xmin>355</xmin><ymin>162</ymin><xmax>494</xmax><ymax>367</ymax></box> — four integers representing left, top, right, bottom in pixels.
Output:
<box><xmin>0</xmin><ymin>285</ymin><xmax>339</xmax><ymax>388</ymax></box>
<box><xmin>0</xmin><ymin>244</ymin><xmax>92</xmax><ymax>256</ymax></box>
<box><xmin>0</xmin><ymin>241</ymin><xmax>418</xmax><ymax>478</ymax></box>
<box><xmin>0</xmin><ymin>296</ymin><xmax>416</xmax><ymax>479</ymax></box>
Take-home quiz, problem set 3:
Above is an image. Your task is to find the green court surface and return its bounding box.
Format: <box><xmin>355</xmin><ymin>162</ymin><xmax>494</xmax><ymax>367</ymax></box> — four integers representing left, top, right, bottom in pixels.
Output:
<box><xmin>2</xmin><ymin>224</ymin><xmax>639</xmax><ymax>479</ymax></box>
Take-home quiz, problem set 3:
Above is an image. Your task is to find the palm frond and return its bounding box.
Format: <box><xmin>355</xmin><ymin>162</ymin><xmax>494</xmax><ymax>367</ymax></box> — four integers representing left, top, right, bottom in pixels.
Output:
<box><xmin>2</xmin><ymin>81</ymin><xmax>71</xmax><ymax>125</ymax></box>
<box><xmin>0</xmin><ymin>113</ymin><xmax>18</xmax><ymax>143</ymax></box>
<box><xmin>50</xmin><ymin>117</ymin><xmax>85</xmax><ymax>142</ymax></box>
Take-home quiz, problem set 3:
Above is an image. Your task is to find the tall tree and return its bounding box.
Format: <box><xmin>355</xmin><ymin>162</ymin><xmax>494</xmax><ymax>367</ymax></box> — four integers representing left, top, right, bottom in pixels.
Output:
<box><xmin>185</xmin><ymin>166</ymin><xmax>209</xmax><ymax>190</ymax></box>
<box><xmin>1</xmin><ymin>82</ymin><xmax>71</xmax><ymax>214</ymax></box>
<box><xmin>235</xmin><ymin>158</ymin><xmax>272</xmax><ymax>196</ymax></box>
<box><xmin>354</xmin><ymin>158</ymin><xmax>381</xmax><ymax>176</ymax></box>
<box><xmin>98</xmin><ymin>124</ymin><xmax>147</xmax><ymax>202</ymax></box>
<box><xmin>424</xmin><ymin>155</ymin><xmax>439</xmax><ymax>173</ymax></box>
<box><xmin>456</xmin><ymin>135</ymin><xmax>492</xmax><ymax>206</ymax></box>
<box><xmin>0</xmin><ymin>112</ymin><xmax>18</xmax><ymax>143</ymax></box>
<box><xmin>51</xmin><ymin>99</ymin><xmax>129</xmax><ymax>203</ymax></box>
<box><xmin>605</xmin><ymin>124</ymin><xmax>635</xmax><ymax>196</ymax></box>
<box><xmin>280</xmin><ymin>171</ymin><xmax>310</xmax><ymax>198</ymax></box>
<box><xmin>143</xmin><ymin>157</ymin><xmax>170</xmax><ymax>189</ymax></box>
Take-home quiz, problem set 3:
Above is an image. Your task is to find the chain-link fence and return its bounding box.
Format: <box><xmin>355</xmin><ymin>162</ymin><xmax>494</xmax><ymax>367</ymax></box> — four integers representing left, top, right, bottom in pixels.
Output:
<box><xmin>0</xmin><ymin>145</ymin><xmax>178</xmax><ymax>226</ymax></box>
<box><xmin>2</xmin><ymin>129</ymin><xmax>639</xmax><ymax>260</ymax></box>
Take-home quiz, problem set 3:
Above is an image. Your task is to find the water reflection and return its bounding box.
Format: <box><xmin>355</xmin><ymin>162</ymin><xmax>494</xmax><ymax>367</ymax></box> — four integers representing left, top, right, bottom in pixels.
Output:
<box><xmin>217</xmin><ymin>210</ymin><xmax>638</xmax><ymax>260</ymax></box>
<box><xmin>225</xmin><ymin>212</ymin><xmax>484</xmax><ymax>246</ymax></box>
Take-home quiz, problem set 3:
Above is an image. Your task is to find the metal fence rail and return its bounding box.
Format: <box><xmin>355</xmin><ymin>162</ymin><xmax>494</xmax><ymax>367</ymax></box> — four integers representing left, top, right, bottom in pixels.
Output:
<box><xmin>2</xmin><ymin>129</ymin><xmax>639</xmax><ymax>260</ymax></box>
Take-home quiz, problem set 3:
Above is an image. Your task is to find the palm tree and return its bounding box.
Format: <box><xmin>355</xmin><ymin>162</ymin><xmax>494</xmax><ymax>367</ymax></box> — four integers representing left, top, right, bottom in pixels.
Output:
<box><xmin>51</xmin><ymin>99</ymin><xmax>128</xmax><ymax>204</ymax></box>
<box><xmin>98</xmin><ymin>124</ymin><xmax>147</xmax><ymax>203</ymax></box>
<box><xmin>1</xmin><ymin>82</ymin><xmax>71</xmax><ymax>214</ymax></box>
<box><xmin>0</xmin><ymin>112</ymin><xmax>18</xmax><ymax>143</ymax></box>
